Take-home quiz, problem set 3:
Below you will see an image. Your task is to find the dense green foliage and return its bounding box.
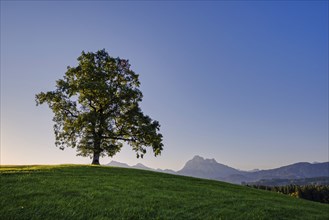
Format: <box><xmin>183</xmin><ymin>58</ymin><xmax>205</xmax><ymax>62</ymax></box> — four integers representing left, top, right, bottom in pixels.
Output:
<box><xmin>1</xmin><ymin>165</ymin><xmax>328</xmax><ymax>219</ymax></box>
<box><xmin>36</xmin><ymin>50</ymin><xmax>163</xmax><ymax>164</ymax></box>
<box><xmin>244</xmin><ymin>177</ymin><xmax>329</xmax><ymax>186</ymax></box>
<box><xmin>246</xmin><ymin>184</ymin><xmax>329</xmax><ymax>204</ymax></box>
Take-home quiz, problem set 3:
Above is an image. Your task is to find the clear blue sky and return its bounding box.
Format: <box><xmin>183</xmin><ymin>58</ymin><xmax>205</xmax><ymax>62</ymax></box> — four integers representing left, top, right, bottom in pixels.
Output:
<box><xmin>1</xmin><ymin>1</ymin><xmax>328</xmax><ymax>170</ymax></box>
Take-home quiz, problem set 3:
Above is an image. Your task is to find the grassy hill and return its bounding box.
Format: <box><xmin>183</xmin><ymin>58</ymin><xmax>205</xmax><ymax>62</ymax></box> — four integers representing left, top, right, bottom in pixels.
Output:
<box><xmin>1</xmin><ymin>165</ymin><xmax>328</xmax><ymax>220</ymax></box>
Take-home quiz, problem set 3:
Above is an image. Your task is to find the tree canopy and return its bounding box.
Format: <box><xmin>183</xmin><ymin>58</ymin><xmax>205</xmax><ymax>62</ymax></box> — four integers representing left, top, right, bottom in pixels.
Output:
<box><xmin>36</xmin><ymin>49</ymin><xmax>163</xmax><ymax>165</ymax></box>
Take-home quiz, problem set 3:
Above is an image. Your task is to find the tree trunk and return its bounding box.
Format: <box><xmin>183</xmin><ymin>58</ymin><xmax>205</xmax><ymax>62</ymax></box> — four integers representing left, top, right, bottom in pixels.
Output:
<box><xmin>91</xmin><ymin>152</ymin><xmax>100</xmax><ymax>165</ymax></box>
<box><xmin>92</xmin><ymin>131</ymin><xmax>101</xmax><ymax>165</ymax></box>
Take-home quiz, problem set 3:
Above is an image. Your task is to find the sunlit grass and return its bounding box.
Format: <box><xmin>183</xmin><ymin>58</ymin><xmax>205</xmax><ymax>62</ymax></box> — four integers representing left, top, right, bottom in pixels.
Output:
<box><xmin>0</xmin><ymin>164</ymin><xmax>81</xmax><ymax>173</ymax></box>
<box><xmin>1</xmin><ymin>165</ymin><xmax>328</xmax><ymax>219</ymax></box>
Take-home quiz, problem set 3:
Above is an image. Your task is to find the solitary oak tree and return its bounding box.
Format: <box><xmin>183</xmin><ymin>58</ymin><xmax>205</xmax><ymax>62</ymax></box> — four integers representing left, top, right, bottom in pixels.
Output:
<box><xmin>36</xmin><ymin>49</ymin><xmax>163</xmax><ymax>165</ymax></box>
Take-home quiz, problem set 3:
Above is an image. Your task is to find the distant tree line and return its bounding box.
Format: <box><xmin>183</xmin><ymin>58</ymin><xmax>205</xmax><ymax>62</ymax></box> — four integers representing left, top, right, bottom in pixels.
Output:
<box><xmin>243</xmin><ymin>177</ymin><xmax>329</xmax><ymax>187</ymax></box>
<box><xmin>245</xmin><ymin>184</ymin><xmax>329</xmax><ymax>204</ymax></box>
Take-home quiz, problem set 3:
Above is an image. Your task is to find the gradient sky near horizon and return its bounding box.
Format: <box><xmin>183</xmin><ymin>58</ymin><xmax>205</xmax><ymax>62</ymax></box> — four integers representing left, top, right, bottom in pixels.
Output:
<box><xmin>1</xmin><ymin>1</ymin><xmax>328</xmax><ymax>171</ymax></box>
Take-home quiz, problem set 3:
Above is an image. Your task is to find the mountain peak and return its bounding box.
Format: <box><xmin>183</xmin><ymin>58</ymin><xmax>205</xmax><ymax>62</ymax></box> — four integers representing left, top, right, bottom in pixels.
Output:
<box><xmin>192</xmin><ymin>155</ymin><xmax>204</xmax><ymax>161</ymax></box>
<box><xmin>191</xmin><ymin>156</ymin><xmax>217</xmax><ymax>163</ymax></box>
<box><xmin>206</xmin><ymin>158</ymin><xmax>217</xmax><ymax>163</ymax></box>
<box><xmin>179</xmin><ymin>155</ymin><xmax>241</xmax><ymax>179</ymax></box>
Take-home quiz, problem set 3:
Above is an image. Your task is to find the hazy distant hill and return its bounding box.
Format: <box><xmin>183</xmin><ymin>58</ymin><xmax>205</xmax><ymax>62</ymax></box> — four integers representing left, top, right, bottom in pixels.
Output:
<box><xmin>156</xmin><ymin>168</ymin><xmax>177</xmax><ymax>174</ymax></box>
<box><xmin>132</xmin><ymin>163</ymin><xmax>154</xmax><ymax>171</ymax></box>
<box><xmin>245</xmin><ymin>162</ymin><xmax>329</xmax><ymax>181</ymax></box>
<box><xmin>222</xmin><ymin>162</ymin><xmax>328</xmax><ymax>184</ymax></box>
<box><xmin>106</xmin><ymin>161</ymin><xmax>176</xmax><ymax>174</ymax></box>
<box><xmin>107</xmin><ymin>161</ymin><xmax>131</xmax><ymax>168</ymax></box>
<box><xmin>106</xmin><ymin>156</ymin><xmax>329</xmax><ymax>184</ymax></box>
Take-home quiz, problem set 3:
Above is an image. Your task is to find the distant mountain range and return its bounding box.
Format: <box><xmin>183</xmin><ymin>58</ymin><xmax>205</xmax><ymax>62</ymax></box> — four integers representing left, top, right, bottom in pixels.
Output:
<box><xmin>106</xmin><ymin>155</ymin><xmax>329</xmax><ymax>184</ymax></box>
<box><xmin>107</xmin><ymin>160</ymin><xmax>176</xmax><ymax>174</ymax></box>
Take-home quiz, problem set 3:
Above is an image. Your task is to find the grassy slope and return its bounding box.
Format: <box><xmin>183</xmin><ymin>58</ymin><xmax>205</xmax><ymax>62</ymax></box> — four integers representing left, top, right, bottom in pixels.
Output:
<box><xmin>1</xmin><ymin>165</ymin><xmax>328</xmax><ymax>220</ymax></box>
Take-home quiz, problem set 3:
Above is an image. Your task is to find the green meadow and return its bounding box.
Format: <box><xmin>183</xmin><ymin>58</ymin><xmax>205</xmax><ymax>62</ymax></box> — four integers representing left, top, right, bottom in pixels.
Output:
<box><xmin>1</xmin><ymin>165</ymin><xmax>328</xmax><ymax>219</ymax></box>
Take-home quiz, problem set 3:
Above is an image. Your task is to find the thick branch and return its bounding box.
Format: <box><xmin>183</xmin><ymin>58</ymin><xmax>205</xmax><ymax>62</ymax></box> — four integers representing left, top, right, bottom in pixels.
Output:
<box><xmin>88</xmin><ymin>99</ymin><xmax>97</xmax><ymax>112</ymax></box>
